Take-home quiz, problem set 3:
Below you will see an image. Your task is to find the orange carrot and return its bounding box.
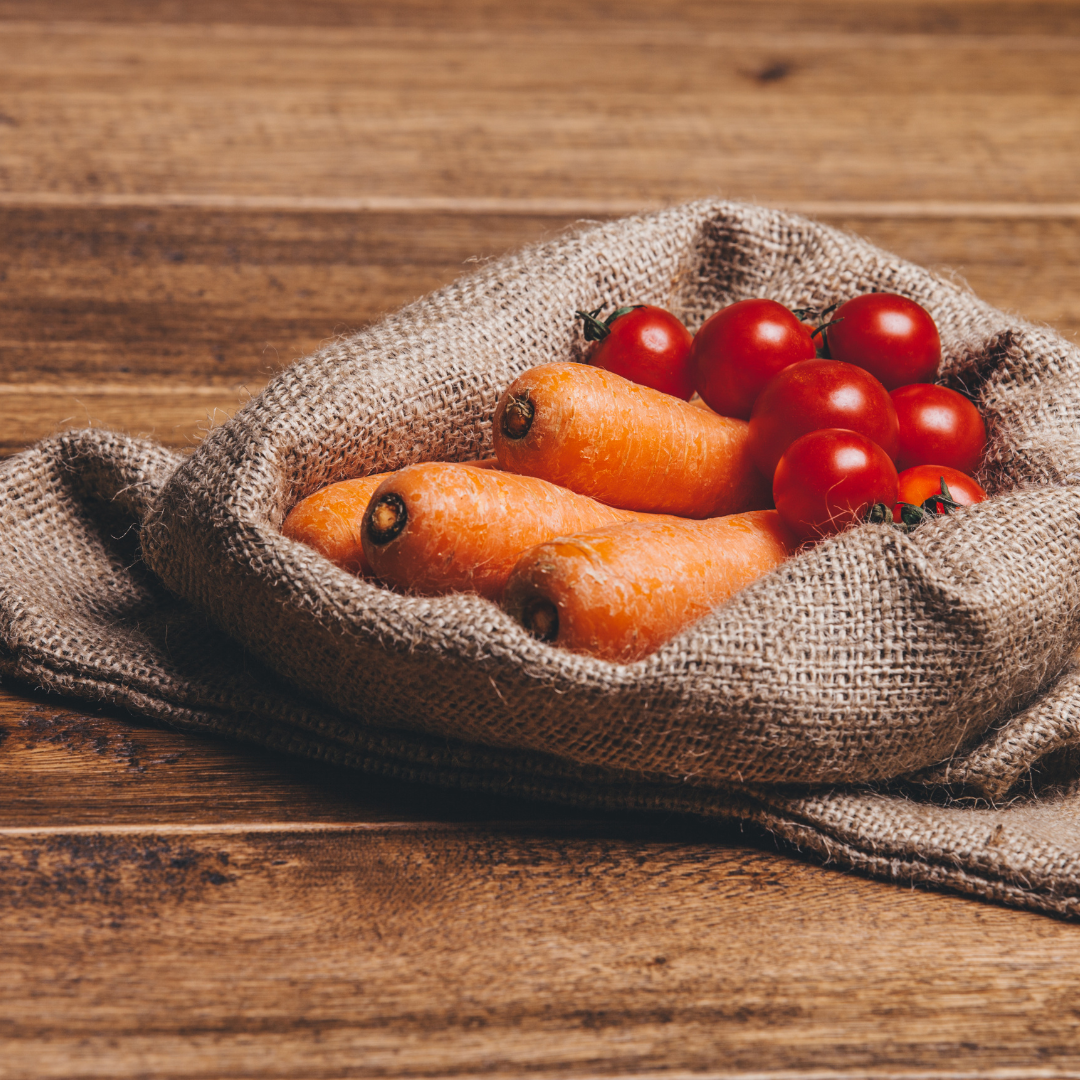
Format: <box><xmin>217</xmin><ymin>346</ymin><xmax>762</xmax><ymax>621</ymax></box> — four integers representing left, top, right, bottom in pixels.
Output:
<box><xmin>361</xmin><ymin>462</ymin><xmax>679</xmax><ymax>599</ymax></box>
<box><xmin>502</xmin><ymin>510</ymin><xmax>797</xmax><ymax>662</ymax></box>
<box><xmin>283</xmin><ymin>474</ymin><xmax>391</xmax><ymax>576</ymax></box>
<box><xmin>493</xmin><ymin>362</ymin><xmax>771</xmax><ymax>518</ymax></box>
<box><xmin>283</xmin><ymin>460</ymin><xmax>498</xmax><ymax>576</ymax></box>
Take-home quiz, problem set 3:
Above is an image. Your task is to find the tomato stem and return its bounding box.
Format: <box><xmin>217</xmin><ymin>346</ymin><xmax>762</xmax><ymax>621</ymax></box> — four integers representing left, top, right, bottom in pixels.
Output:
<box><xmin>790</xmin><ymin>300</ymin><xmax>841</xmax><ymax>324</ymax></box>
<box><xmin>866</xmin><ymin>478</ymin><xmax>967</xmax><ymax>533</ymax></box>
<box><xmin>809</xmin><ymin>316</ymin><xmax>844</xmax><ymax>342</ymax></box>
<box><xmin>575</xmin><ymin>305</ymin><xmax>610</xmax><ymax>341</ymax></box>
<box><xmin>790</xmin><ymin>302</ymin><xmax>843</xmax><ymax>358</ymax></box>
<box><xmin>574</xmin><ymin>304</ymin><xmax>643</xmax><ymax>342</ymax></box>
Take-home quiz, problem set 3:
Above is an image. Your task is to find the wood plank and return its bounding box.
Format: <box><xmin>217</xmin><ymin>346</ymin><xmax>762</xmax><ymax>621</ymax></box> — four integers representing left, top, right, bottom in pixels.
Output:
<box><xmin>0</xmin><ymin>207</ymin><xmax>575</xmax><ymax>387</ymax></box>
<box><xmin>2</xmin><ymin>209</ymin><xmax>1078</xmax><ymax>457</ymax></box>
<box><xmin>3</xmin><ymin>822</ymin><xmax>1080</xmax><ymax>1079</ymax></box>
<box><xmin>0</xmin><ymin>385</ymin><xmax>244</xmax><ymax>457</ymax></box>
<box><xmin>3</xmin><ymin>0</ymin><xmax>1080</xmax><ymax>36</ymax></box>
<box><xmin>0</xmin><ymin>687</ymin><xmax>580</xmax><ymax>826</ymax></box>
<box><xmin>2</xmin><ymin>208</ymin><xmax>1078</xmax><ymax>372</ymax></box>
<box><xmin>0</xmin><ymin>19</ymin><xmax>1077</xmax><ymax>204</ymax></box>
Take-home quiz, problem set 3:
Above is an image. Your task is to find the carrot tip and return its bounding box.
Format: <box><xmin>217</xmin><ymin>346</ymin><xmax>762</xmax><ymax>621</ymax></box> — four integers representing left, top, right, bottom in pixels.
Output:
<box><xmin>501</xmin><ymin>393</ymin><xmax>535</xmax><ymax>440</ymax></box>
<box><xmin>367</xmin><ymin>493</ymin><xmax>408</xmax><ymax>545</ymax></box>
<box><xmin>522</xmin><ymin>596</ymin><xmax>559</xmax><ymax>642</ymax></box>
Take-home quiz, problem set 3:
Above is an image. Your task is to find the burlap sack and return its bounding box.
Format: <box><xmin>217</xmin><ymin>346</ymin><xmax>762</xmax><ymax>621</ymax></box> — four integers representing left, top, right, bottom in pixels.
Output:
<box><xmin>5</xmin><ymin>200</ymin><xmax>1080</xmax><ymax>917</ymax></box>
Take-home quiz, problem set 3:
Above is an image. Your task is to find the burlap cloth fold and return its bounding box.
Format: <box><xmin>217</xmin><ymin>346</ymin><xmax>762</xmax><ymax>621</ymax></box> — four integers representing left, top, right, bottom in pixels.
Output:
<box><xmin>5</xmin><ymin>201</ymin><xmax>1080</xmax><ymax>917</ymax></box>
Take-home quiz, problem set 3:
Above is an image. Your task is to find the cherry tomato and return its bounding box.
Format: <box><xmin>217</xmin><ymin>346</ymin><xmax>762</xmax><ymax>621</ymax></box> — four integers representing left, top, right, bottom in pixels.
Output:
<box><xmin>585</xmin><ymin>305</ymin><xmax>694</xmax><ymax>399</ymax></box>
<box><xmin>826</xmin><ymin>293</ymin><xmax>941</xmax><ymax>390</ymax></box>
<box><xmin>893</xmin><ymin>465</ymin><xmax>986</xmax><ymax>522</ymax></box>
<box><xmin>890</xmin><ymin>383</ymin><xmax>986</xmax><ymax>474</ymax></box>
<box><xmin>774</xmin><ymin>429</ymin><xmax>899</xmax><ymax>543</ymax></box>
<box><xmin>748</xmin><ymin>359</ymin><xmax>900</xmax><ymax>479</ymax></box>
<box><xmin>690</xmin><ymin>298</ymin><xmax>816</xmax><ymax>419</ymax></box>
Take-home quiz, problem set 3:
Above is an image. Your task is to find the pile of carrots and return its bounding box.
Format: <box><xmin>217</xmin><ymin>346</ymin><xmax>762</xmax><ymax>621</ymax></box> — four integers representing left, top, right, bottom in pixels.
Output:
<box><xmin>283</xmin><ymin>294</ymin><xmax>987</xmax><ymax>663</ymax></box>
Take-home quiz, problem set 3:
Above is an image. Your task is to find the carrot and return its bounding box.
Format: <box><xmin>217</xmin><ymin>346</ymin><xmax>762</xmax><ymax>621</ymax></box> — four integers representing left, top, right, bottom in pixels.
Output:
<box><xmin>493</xmin><ymin>362</ymin><xmax>771</xmax><ymax>518</ymax></box>
<box><xmin>361</xmin><ymin>462</ymin><xmax>678</xmax><ymax>599</ymax></box>
<box><xmin>502</xmin><ymin>510</ymin><xmax>797</xmax><ymax>662</ymax></box>
<box><xmin>283</xmin><ymin>474</ymin><xmax>391</xmax><ymax>576</ymax></box>
<box><xmin>283</xmin><ymin>460</ymin><xmax>498</xmax><ymax>576</ymax></box>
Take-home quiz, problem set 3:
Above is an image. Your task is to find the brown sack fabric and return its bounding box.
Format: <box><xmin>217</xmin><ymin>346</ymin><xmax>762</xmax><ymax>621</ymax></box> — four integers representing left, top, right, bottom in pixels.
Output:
<box><xmin>4</xmin><ymin>200</ymin><xmax>1080</xmax><ymax>918</ymax></box>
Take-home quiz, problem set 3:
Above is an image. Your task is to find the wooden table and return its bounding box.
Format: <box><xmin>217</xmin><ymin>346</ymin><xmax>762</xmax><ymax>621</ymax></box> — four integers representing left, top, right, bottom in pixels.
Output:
<box><xmin>3</xmin><ymin>2</ymin><xmax>1080</xmax><ymax>1076</ymax></box>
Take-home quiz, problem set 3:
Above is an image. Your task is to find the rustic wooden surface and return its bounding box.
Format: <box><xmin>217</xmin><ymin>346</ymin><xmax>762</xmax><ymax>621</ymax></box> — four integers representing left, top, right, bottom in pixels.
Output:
<box><xmin>3</xmin><ymin>2</ymin><xmax>1080</xmax><ymax>1077</ymax></box>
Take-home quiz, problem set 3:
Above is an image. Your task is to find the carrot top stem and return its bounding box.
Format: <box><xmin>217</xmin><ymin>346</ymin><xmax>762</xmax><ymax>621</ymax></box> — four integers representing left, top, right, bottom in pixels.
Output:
<box><xmin>502</xmin><ymin>393</ymin><xmax>535</xmax><ymax>440</ymax></box>
<box><xmin>367</xmin><ymin>493</ymin><xmax>408</xmax><ymax>544</ymax></box>
<box><xmin>522</xmin><ymin>597</ymin><xmax>560</xmax><ymax>642</ymax></box>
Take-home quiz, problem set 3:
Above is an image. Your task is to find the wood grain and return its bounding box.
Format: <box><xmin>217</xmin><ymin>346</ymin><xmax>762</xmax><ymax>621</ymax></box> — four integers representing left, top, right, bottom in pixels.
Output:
<box><xmin>0</xmin><ymin>386</ymin><xmax>236</xmax><ymax>457</ymax></box>
<box><xmin>0</xmin><ymin>207</ymin><xmax>579</xmax><ymax>387</ymax></box>
<box><xmin>4</xmin><ymin>819</ymin><xmax>1080</xmax><ymax>1080</ymax></box>
<box><xmin>3</xmin><ymin>208</ymin><xmax>1077</xmax><ymax>454</ymax></box>
<box><xmin>0</xmin><ymin>11</ymin><xmax>1077</xmax><ymax>205</ymax></box>
<box><xmin>6</xmin><ymin>0</ymin><xmax>1080</xmax><ymax>35</ymax></box>
<box><xmin>0</xmin><ymin>691</ymin><xmax>580</xmax><ymax>827</ymax></box>
<box><xmin>24</xmin><ymin>679</ymin><xmax>1080</xmax><ymax>1078</ymax></box>
<box><xmin>4</xmin><ymin>2</ymin><xmax>1080</xmax><ymax>1076</ymax></box>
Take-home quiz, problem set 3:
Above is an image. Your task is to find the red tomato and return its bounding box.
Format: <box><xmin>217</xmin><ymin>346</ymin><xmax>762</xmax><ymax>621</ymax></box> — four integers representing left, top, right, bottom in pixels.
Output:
<box><xmin>585</xmin><ymin>305</ymin><xmax>694</xmax><ymax>399</ymax></box>
<box><xmin>891</xmin><ymin>383</ymin><xmax>986</xmax><ymax>474</ymax></box>
<box><xmin>748</xmin><ymin>359</ymin><xmax>900</xmax><ymax>479</ymax></box>
<box><xmin>826</xmin><ymin>293</ymin><xmax>941</xmax><ymax>390</ymax></box>
<box><xmin>774</xmin><ymin>429</ymin><xmax>899</xmax><ymax>543</ymax></box>
<box><xmin>893</xmin><ymin>465</ymin><xmax>986</xmax><ymax>522</ymax></box>
<box><xmin>690</xmin><ymin>298</ymin><xmax>816</xmax><ymax>419</ymax></box>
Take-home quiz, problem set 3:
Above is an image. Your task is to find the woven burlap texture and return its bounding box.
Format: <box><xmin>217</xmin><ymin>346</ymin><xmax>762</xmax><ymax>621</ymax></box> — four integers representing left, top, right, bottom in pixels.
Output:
<box><xmin>4</xmin><ymin>200</ymin><xmax>1080</xmax><ymax>917</ymax></box>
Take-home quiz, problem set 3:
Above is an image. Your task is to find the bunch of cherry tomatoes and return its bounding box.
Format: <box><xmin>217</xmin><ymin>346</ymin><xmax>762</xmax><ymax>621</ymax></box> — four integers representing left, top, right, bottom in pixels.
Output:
<box><xmin>578</xmin><ymin>293</ymin><xmax>987</xmax><ymax>544</ymax></box>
